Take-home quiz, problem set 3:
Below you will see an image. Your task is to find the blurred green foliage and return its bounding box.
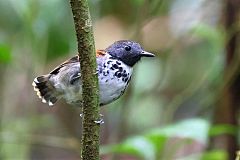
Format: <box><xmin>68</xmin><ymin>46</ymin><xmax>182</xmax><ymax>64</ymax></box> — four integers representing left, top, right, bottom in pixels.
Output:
<box><xmin>101</xmin><ymin>119</ymin><xmax>209</xmax><ymax>160</ymax></box>
<box><xmin>200</xmin><ymin>150</ymin><xmax>228</xmax><ymax>160</ymax></box>
<box><xmin>0</xmin><ymin>0</ymin><xmax>237</xmax><ymax>160</ymax></box>
<box><xmin>0</xmin><ymin>44</ymin><xmax>11</xmax><ymax>63</ymax></box>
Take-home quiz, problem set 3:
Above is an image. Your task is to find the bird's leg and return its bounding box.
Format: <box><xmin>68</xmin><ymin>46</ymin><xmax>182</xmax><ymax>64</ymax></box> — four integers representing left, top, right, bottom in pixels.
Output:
<box><xmin>80</xmin><ymin>113</ymin><xmax>104</xmax><ymax>125</ymax></box>
<box><xmin>94</xmin><ymin>114</ymin><xmax>104</xmax><ymax>124</ymax></box>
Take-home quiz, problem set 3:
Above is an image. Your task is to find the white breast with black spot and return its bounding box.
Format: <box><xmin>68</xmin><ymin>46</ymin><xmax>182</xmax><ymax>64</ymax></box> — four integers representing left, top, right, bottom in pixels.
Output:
<box><xmin>97</xmin><ymin>55</ymin><xmax>133</xmax><ymax>105</ymax></box>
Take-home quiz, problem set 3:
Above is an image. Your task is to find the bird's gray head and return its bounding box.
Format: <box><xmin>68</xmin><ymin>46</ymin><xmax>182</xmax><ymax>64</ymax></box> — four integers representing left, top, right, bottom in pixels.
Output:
<box><xmin>106</xmin><ymin>40</ymin><xmax>155</xmax><ymax>67</ymax></box>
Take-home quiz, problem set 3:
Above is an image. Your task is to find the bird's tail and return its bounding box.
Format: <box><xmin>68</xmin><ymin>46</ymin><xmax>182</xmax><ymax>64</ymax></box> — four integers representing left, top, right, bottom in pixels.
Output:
<box><xmin>32</xmin><ymin>75</ymin><xmax>59</xmax><ymax>106</ymax></box>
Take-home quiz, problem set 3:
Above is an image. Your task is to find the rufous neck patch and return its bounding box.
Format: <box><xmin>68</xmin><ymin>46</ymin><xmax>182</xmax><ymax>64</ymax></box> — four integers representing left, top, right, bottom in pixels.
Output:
<box><xmin>96</xmin><ymin>50</ymin><xmax>106</xmax><ymax>57</ymax></box>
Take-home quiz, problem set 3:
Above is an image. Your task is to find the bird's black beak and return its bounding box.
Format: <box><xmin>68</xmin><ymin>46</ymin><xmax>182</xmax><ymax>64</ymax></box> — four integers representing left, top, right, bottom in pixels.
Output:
<box><xmin>140</xmin><ymin>51</ymin><xmax>155</xmax><ymax>57</ymax></box>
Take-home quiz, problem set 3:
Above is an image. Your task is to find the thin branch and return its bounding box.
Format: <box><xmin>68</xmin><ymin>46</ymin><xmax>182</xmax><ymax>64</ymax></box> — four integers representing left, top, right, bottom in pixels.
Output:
<box><xmin>69</xmin><ymin>0</ymin><xmax>100</xmax><ymax>159</ymax></box>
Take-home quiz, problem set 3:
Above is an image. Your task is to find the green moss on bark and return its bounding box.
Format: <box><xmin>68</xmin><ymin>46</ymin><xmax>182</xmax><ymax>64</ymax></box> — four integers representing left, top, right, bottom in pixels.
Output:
<box><xmin>69</xmin><ymin>0</ymin><xmax>100</xmax><ymax>159</ymax></box>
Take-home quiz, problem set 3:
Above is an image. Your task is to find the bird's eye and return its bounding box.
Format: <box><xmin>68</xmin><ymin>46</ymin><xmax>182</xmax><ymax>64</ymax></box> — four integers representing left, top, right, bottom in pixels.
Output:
<box><xmin>124</xmin><ymin>46</ymin><xmax>131</xmax><ymax>51</ymax></box>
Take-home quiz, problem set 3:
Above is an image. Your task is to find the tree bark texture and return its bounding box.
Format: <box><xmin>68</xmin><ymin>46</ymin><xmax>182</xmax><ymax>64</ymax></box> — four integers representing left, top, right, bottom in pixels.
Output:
<box><xmin>209</xmin><ymin>0</ymin><xmax>240</xmax><ymax>159</ymax></box>
<box><xmin>69</xmin><ymin>0</ymin><xmax>100</xmax><ymax>159</ymax></box>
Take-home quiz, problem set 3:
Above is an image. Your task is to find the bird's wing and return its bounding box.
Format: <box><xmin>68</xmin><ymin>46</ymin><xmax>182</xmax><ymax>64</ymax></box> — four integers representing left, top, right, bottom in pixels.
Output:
<box><xmin>49</xmin><ymin>50</ymin><xmax>107</xmax><ymax>75</ymax></box>
<box><xmin>50</xmin><ymin>55</ymin><xmax>79</xmax><ymax>75</ymax></box>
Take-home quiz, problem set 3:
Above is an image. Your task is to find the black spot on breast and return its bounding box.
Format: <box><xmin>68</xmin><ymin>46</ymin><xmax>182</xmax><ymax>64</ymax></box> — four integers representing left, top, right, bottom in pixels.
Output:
<box><xmin>114</xmin><ymin>71</ymin><xmax>122</xmax><ymax>78</ymax></box>
<box><xmin>103</xmin><ymin>63</ymin><xmax>106</xmax><ymax>68</ymax></box>
<box><xmin>122</xmin><ymin>77</ymin><xmax>129</xmax><ymax>83</ymax></box>
<box><xmin>118</xmin><ymin>67</ymin><xmax>123</xmax><ymax>72</ymax></box>
<box><xmin>105</xmin><ymin>79</ymin><xmax>108</xmax><ymax>83</ymax></box>
<box><xmin>103</xmin><ymin>71</ymin><xmax>108</xmax><ymax>76</ymax></box>
<box><xmin>113</xmin><ymin>64</ymin><xmax>119</xmax><ymax>69</ymax></box>
<box><xmin>122</xmin><ymin>73</ymin><xmax>128</xmax><ymax>77</ymax></box>
<box><xmin>110</xmin><ymin>67</ymin><xmax>114</xmax><ymax>70</ymax></box>
<box><xmin>116</xmin><ymin>61</ymin><xmax>121</xmax><ymax>65</ymax></box>
<box><xmin>117</xmin><ymin>73</ymin><xmax>122</xmax><ymax>78</ymax></box>
<box><xmin>107</xmin><ymin>60</ymin><xmax>112</xmax><ymax>64</ymax></box>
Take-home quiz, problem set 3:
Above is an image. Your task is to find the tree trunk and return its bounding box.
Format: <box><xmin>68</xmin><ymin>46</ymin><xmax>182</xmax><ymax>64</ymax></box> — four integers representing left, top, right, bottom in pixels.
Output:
<box><xmin>209</xmin><ymin>0</ymin><xmax>240</xmax><ymax>159</ymax></box>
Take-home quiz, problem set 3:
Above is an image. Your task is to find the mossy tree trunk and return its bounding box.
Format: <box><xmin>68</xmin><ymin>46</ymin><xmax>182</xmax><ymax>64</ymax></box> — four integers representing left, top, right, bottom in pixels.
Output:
<box><xmin>69</xmin><ymin>0</ymin><xmax>100</xmax><ymax>159</ymax></box>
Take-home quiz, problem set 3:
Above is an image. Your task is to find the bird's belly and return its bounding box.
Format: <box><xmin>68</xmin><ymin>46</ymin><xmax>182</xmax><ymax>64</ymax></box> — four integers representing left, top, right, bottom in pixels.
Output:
<box><xmin>99</xmin><ymin>77</ymin><xmax>127</xmax><ymax>105</ymax></box>
<box><xmin>60</xmin><ymin>77</ymin><xmax>127</xmax><ymax>106</ymax></box>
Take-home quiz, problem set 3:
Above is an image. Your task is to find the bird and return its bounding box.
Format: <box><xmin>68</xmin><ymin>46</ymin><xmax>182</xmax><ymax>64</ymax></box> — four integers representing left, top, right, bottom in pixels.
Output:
<box><xmin>32</xmin><ymin>40</ymin><xmax>155</xmax><ymax>106</ymax></box>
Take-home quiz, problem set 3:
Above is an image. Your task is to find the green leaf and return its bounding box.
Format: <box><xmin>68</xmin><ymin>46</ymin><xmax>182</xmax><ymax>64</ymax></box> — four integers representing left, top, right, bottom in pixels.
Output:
<box><xmin>144</xmin><ymin>134</ymin><xmax>167</xmax><ymax>159</ymax></box>
<box><xmin>101</xmin><ymin>136</ymin><xmax>155</xmax><ymax>160</ymax></box>
<box><xmin>209</xmin><ymin>124</ymin><xmax>238</xmax><ymax>137</ymax></box>
<box><xmin>101</xmin><ymin>119</ymin><xmax>209</xmax><ymax>159</ymax></box>
<box><xmin>201</xmin><ymin>150</ymin><xmax>228</xmax><ymax>160</ymax></box>
<box><xmin>0</xmin><ymin>44</ymin><xmax>11</xmax><ymax>63</ymax></box>
<box><xmin>145</xmin><ymin>119</ymin><xmax>209</xmax><ymax>159</ymax></box>
<box><xmin>146</xmin><ymin>119</ymin><xmax>209</xmax><ymax>143</ymax></box>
